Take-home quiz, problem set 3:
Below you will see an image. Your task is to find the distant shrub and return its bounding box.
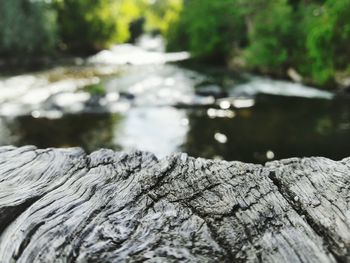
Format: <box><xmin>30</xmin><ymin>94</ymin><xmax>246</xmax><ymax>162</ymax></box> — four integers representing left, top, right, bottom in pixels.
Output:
<box><xmin>85</xmin><ymin>83</ymin><xmax>106</xmax><ymax>96</ymax></box>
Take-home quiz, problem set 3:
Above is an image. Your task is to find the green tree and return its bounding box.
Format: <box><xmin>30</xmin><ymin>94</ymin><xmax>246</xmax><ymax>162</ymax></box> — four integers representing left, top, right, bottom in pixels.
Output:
<box><xmin>0</xmin><ymin>0</ymin><xmax>57</xmax><ymax>58</ymax></box>
<box><xmin>145</xmin><ymin>0</ymin><xmax>183</xmax><ymax>35</ymax></box>
<box><xmin>243</xmin><ymin>0</ymin><xmax>296</xmax><ymax>71</ymax></box>
<box><xmin>54</xmin><ymin>0</ymin><xmax>120</xmax><ymax>54</ymax></box>
<box><xmin>167</xmin><ymin>0</ymin><xmax>247</xmax><ymax>63</ymax></box>
<box><xmin>166</xmin><ymin>0</ymin><xmax>350</xmax><ymax>87</ymax></box>
<box><xmin>303</xmin><ymin>0</ymin><xmax>350</xmax><ymax>84</ymax></box>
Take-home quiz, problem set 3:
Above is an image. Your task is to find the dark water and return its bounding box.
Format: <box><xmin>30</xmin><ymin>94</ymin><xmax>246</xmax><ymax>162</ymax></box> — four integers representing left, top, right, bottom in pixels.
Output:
<box><xmin>0</xmin><ymin>114</ymin><xmax>121</xmax><ymax>153</ymax></box>
<box><xmin>1</xmin><ymin>92</ymin><xmax>349</xmax><ymax>164</ymax></box>
<box><xmin>0</xmin><ymin>46</ymin><xmax>349</xmax><ymax>163</ymax></box>
<box><xmin>184</xmin><ymin>95</ymin><xmax>350</xmax><ymax>163</ymax></box>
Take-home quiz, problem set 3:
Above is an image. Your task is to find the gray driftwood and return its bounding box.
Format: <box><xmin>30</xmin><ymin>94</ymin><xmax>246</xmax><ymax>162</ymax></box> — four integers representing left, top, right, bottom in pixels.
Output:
<box><xmin>0</xmin><ymin>146</ymin><xmax>349</xmax><ymax>263</ymax></box>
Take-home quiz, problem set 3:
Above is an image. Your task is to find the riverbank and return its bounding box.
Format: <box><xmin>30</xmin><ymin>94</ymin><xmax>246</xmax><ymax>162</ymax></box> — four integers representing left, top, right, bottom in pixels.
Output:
<box><xmin>3</xmin><ymin>56</ymin><xmax>350</xmax><ymax>97</ymax></box>
<box><xmin>178</xmin><ymin>59</ymin><xmax>350</xmax><ymax>95</ymax></box>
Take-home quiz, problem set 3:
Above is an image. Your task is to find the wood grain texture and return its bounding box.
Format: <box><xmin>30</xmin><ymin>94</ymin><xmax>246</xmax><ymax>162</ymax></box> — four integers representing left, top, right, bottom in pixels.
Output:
<box><xmin>0</xmin><ymin>146</ymin><xmax>349</xmax><ymax>262</ymax></box>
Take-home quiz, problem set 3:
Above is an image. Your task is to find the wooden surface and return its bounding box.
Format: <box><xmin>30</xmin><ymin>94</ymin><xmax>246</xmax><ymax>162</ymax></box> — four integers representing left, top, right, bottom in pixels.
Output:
<box><xmin>0</xmin><ymin>146</ymin><xmax>349</xmax><ymax>262</ymax></box>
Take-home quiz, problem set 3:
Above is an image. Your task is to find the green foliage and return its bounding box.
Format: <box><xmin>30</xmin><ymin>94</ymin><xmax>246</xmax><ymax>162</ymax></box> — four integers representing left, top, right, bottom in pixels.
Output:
<box><xmin>113</xmin><ymin>0</ymin><xmax>148</xmax><ymax>43</ymax></box>
<box><xmin>54</xmin><ymin>0</ymin><xmax>120</xmax><ymax>54</ymax></box>
<box><xmin>0</xmin><ymin>0</ymin><xmax>58</xmax><ymax>57</ymax></box>
<box><xmin>243</xmin><ymin>0</ymin><xmax>295</xmax><ymax>69</ymax></box>
<box><xmin>145</xmin><ymin>0</ymin><xmax>183</xmax><ymax>35</ymax></box>
<box><xmin>167</xmin><ymin>0</ymin><xmax>350</xmax><ymax>86</ymax></box>
<box><xmin>302</xmin><ymin>0</ymin><xmax>350</xmax><ymax>84</ymax></box>
<box><xmin>3</xmin><ymin>0</ymin><xmax>349</xmax><ymax>87</ymax></box>
<box><xmin>85</xmin><ymin>83</ymin><xmax>106</xmax><ymax>96</ymax></box>
<box><xmin>53</xmin><ymin>0</ymin><xmax>182</xmax><ymax>53</ymax></box>
<box><xmin>0</xmin><ymin>0</ymin><xmax>183</xmax><ymax>59</ymax></box>
<box><xmin>167</xmin><ymin>0</ymin><xmax>246</xmax><ymax>63</ymax></box>
<box><xmin>167</xmin><ymin>0</ymin><xmax>298</xmax><ymax>66</ymax></box>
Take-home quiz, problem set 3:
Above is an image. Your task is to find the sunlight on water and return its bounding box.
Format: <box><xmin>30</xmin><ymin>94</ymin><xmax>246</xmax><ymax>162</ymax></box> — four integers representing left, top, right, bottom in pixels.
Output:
<box><xmin>232</xmin><ymin>98</ymin><xmax>256</xmax><ymax>109</ymax></box>
<box><xmin>231</xmin><ymin>76</ymin><xmax>334</xmax><ymax>99</ymax></box>
<box><xmin>88</xmin><ymin>44</ymin><xmax>190</xmax><ymax>65</ymax></box>
<box><xmin>115</xmin><ymin>107</ymin><xmax>188</xmax><ymax>157</ymax></box>
<box><xmin>0</xmin><ymin>75</ymin><xmax>99</xmax><ymax>117</ymax></box>
<box><xmin>207</xmin><ymin>108</ymin><xmax>235</xmax><ymax>119</ymax></box>
<box><xmin>214</xmin><ymin>133</ymin><xmax>228</xmax><ymax>144</ymax></box>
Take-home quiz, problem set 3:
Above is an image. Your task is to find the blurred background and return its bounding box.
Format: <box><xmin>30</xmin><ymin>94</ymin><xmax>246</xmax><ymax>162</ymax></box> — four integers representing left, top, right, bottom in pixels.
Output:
<box><xmin>0</xmin><ymin>0</ymin><xmax>349</xmax><ymax>163</ymax></box>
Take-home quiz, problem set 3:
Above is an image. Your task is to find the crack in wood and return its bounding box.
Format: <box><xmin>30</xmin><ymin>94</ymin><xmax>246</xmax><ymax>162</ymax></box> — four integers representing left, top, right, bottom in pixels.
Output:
<box><xmin>0</xmin><ymin>147</ymin><xmax>348</xmax><ymax>262</ymax></box>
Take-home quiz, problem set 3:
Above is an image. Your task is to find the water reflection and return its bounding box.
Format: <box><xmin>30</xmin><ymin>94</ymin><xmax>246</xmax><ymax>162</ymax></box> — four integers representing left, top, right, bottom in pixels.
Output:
<box><xmin>0</xmin><ymin>40</ymin><xmax>349</xmax><ymax>163</ymax></box>
<box><xmin>0</xmin><ymin>92</ymin><xmax>349</xmax><ymax>163</ymax></box>
<box><xmin>114</xmin><ymin>107</ymin><xmax>188</xmax><ymax>157</ymax></box>
<box><xmin>183</xmin><ymin>95</ymin><xmax>350</xmax><ymax>163</ymax></box>
<box><xmin>0</xmin><ymin>114</ymin><xmax>121</xmax><ymax>153</ymax></box>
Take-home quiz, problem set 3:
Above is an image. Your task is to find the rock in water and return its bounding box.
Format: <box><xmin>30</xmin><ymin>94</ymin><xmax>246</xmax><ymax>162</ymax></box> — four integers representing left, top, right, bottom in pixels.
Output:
<box><xmin>0</xmin><ymin>146</ymin><xmax>349</xmax><ymax>262</ymax></box>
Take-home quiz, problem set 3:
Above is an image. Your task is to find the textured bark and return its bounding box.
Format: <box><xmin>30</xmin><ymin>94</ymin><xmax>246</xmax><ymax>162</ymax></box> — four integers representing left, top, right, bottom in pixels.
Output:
<box><xmin>0</xmin><ymin>146</ymin><xmax>349</xmax><ymax>262</ymax></box>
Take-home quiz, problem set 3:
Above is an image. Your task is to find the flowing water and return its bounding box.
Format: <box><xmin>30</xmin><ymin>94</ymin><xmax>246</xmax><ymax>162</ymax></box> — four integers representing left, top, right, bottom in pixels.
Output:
<box><xmin>0</xmin><ymin>36</ymin><xmax>349</xmax><ymax>163</ymax></box>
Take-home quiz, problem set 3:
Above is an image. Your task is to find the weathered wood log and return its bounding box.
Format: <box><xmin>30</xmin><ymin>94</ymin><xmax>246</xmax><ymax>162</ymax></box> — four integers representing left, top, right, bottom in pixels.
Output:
<box><xmin>0</xmin><ymin>146</ymin><xmax>349</xmax><ymax>262</ymax></box>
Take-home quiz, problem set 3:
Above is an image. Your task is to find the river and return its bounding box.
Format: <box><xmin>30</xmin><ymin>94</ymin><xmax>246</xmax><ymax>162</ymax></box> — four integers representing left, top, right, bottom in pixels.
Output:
<box><xmin>0</xmin><ymin>36</ymin><xmax>349</xmax><ymax>163</ymax></box>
